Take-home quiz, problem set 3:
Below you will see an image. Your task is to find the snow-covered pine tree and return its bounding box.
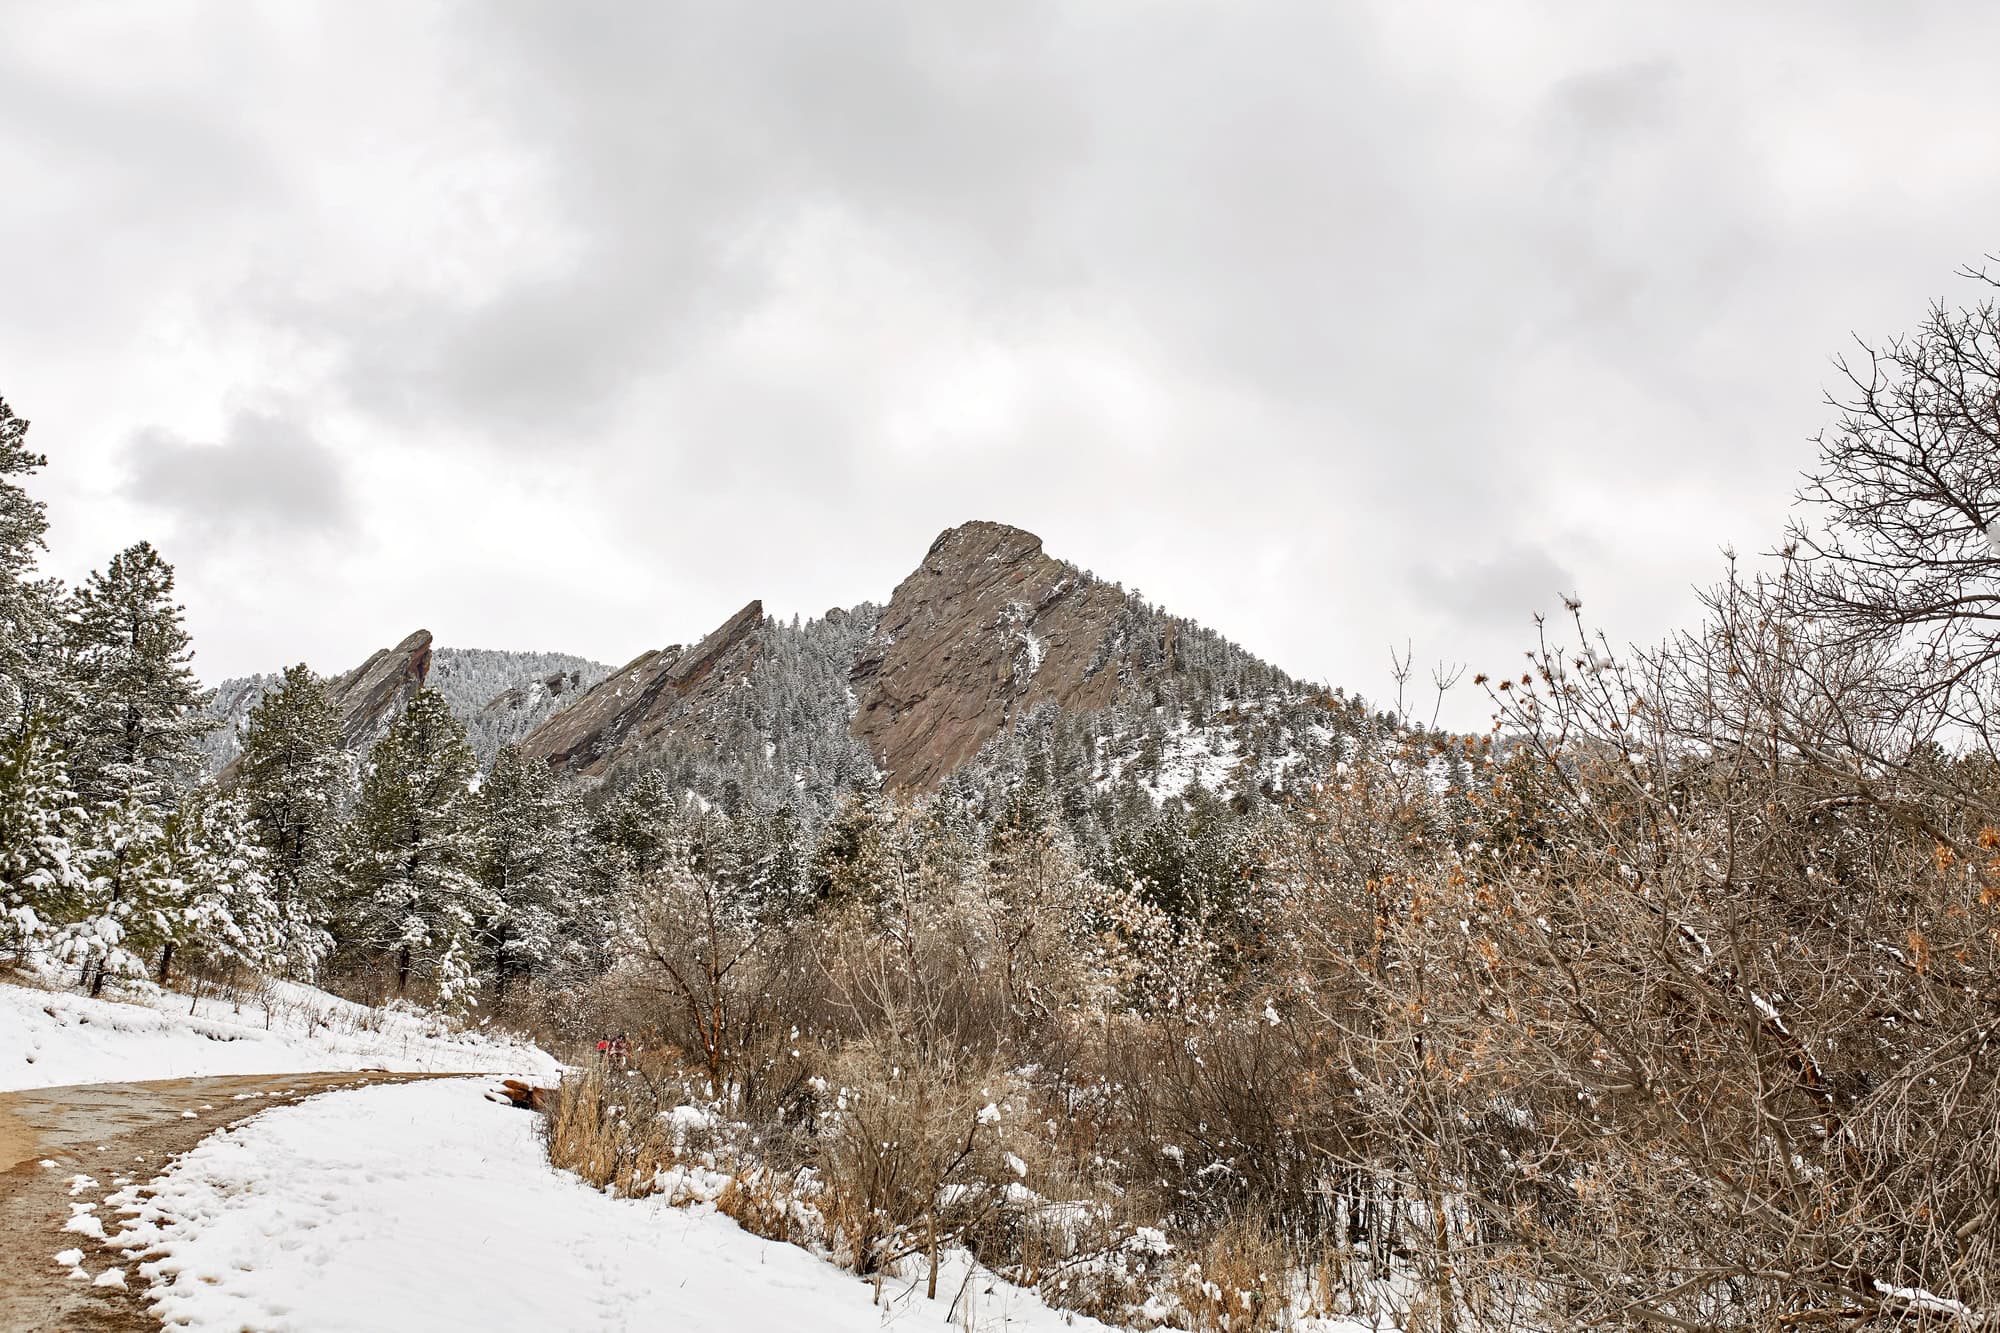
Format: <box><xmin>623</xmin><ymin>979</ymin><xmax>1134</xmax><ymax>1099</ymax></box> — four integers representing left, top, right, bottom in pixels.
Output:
<box><xmin>59</xmin><ymin>789</ymin><xmax>179</xmax><ymax>996</ymax></box>
<box><xmin>0</xmin><ymin>723</ymin><xmax>87</xmax><ymax>964</ymax></box>
<box><xmin>235</xmin><ymin>663</ymin><xmax>351</xmax><ymax>968</ymax></box>
<box><xmin>755</xmin><ymin>799</ymin><xmax>813</xmax><ymax>913</ymax></box>
<box><xmin>340</xmin><ymin>687</ymin><xmax>485</xmax><ymax>1005</ymax></box>
<box><xmin>594</xmin><ymin>768</ymin><xmax>684</xmax><ymax>885</ymax></box>
<box><xmin>475</xmin><ymin>744</ymin><xmax>589</xmax><ymax>996</ymax></box>
<box><xmin>64</xmin><ymin>541</ymin><xmax>213</xmax><ymax>807</ymax></box>
<box><xmin>0</xmin><ymin>395</ymin><xmax>70</xmax><ymax>741</ymax></box>
<box><xmin>163</xmin><ymin>788</ymin><xmax>304</xmax><ymax>982</ymax></box>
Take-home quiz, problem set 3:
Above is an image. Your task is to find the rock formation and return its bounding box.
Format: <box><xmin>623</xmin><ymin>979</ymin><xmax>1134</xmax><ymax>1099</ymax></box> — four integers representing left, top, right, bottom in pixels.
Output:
<box><xmin>849</xmin><ymin>521</ymin><xmax>1134</xmax><ymax>789</ymax></box>
<box><xmin>211</xmin><ymin>629</ymin><xmax>433</xmax><ymax>779</ymax></box>
<box><xmin>509</xmin><ymin>523</ymin><xmax>1239</xmax><ymax>792</ymax></box>
<box><xmin>325</xmin><ymin>629</ymin><xmax>434</xmax><ymax>751</ymax></box>
<box><xmin>214</xmin><ymin>520</ymin><xmax>1300</xmax><ymax>796</ymax></box>
<box><xmin>516</xmin><ymin>601</ymin><xmax>765</xmax><ymax>776</ymax></box>
<box><xmin>480</xmin><ymin>670</ymin><xmax>588</xmax><ymax>717</ymax></box>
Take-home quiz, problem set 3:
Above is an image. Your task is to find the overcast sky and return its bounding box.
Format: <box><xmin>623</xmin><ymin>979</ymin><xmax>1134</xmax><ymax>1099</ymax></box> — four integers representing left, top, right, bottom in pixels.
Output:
<box><xmin>5</xmin><ymin>2</ymin><xmax>1998</xmax><ymax>727</ymax></box>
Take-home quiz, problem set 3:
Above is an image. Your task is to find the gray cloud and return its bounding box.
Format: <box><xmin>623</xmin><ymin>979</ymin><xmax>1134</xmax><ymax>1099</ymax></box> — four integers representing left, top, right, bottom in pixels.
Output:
<box><xmin>7</xmin><ymin>1</ymin><xmax>2000</xmax><ymax>721</ymax></box>
<box><xmin>1411</xmin><ymin>547</ymin><xmax>1580</xmax><ymax>633</ymax></box>
<box><xmin>120</xmin><ymin>412</ymin><xmax>354</xmax><ymax>544</ymax></box>
<box><xmin>1546</xmin><ymin>61</ymin><xmax>1679</xmax><ymax>138</ymax></box>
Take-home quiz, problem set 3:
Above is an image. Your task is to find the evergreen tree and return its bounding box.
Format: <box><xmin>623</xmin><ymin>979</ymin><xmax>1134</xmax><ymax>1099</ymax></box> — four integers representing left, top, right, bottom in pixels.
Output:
<box><xmin>236</xmin><ymin>663</ymin><xmax>350</xmax><ymax>967</ymax></box>
<box><xmin>0</xmin><ymin>723</ymin><xmax>87</xmax><ymax>963</ymax></box>
<box><xmin>65</xmin><ymin>541</ymin><xmax>212</xmax><ymax>806</ymax></box>
<box><xmin>810</xmin><ymin>786</ymin><xmax>892</xmax><ymax>907</ymax></box>
<box><xmin>0</xmin><ymin>395</ymin><xmax>68</xmax><ymax>739</ymax></box>
<box><xmin>59</xmin><ymin>790</ymin><xmax>177</xmax><ymax>996</ymax></box>
<box><xmin>595</xmin><ymin>768</ymin><xmax>683</xmax><ymax>883</ymax></box>
<box><xmin>758</xmin><ymin>799</ymin><xmax>813</xmax><ymax>913</ymax></box>
<box><xmin>163</xmin><ymin>788</ymin><xmax>303</xmax><ymax>982</ymax></box>
<box><xmin>475</xmin><ymin>744</ymin><xmax>586</xmax><ymax>996</ymax></box>
<box><xmin>340</xmin><ymin>687</ymin><xmax>484</xmax><ymax>1003</ymax></box>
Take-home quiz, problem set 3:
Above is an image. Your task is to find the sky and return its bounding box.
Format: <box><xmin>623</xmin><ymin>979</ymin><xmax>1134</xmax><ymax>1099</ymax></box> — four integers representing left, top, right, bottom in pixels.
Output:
<box><xmin>5</xmin><ymin>1</ymin><xmax>1999</xmax><ymax>729</ymax></box>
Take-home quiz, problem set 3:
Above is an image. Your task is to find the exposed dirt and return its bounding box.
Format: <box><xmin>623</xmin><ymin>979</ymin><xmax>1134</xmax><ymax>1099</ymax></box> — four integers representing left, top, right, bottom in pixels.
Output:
<box><xmin>0</xmin><ymin>1070</ymin><xmax>471</xmax><ymax>1331</ymax></box>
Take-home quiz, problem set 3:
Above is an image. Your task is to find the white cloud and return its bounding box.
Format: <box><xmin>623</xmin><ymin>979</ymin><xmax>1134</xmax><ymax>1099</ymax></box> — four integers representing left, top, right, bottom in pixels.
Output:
<box><xmin>4</xmin><ymin>1</ymin><xmax>1999</xmax><ymax>725</ymax></box>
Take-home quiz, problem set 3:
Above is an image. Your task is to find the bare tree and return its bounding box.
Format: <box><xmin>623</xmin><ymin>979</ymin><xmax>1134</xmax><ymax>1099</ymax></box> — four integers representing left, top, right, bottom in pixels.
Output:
<box><xmin>1791</xmin><ymin>260</ymin><xmax>2000</xmax><ymax>741</ymax></box>
<box><xmin>623</xmin><ymin>865</ymin><xmax>772</xmax><ymax>1091</ymax></box>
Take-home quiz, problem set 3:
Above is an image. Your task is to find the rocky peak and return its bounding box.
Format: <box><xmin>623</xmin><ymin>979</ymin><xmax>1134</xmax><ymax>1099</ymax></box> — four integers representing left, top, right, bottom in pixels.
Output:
<box><xmin>850</xmin><ymin>521</ymin><xmax>1133</xmax><ymax>789</ymax></box>
<box><xmin>517</xmin><ymin>601</ymin><xmax>766</xmax><ymax>776</ymax></box>
<box><xmin>327</xmin><ymin>629</ymin><xmax>433</xmax><ymax>751</ymax></box>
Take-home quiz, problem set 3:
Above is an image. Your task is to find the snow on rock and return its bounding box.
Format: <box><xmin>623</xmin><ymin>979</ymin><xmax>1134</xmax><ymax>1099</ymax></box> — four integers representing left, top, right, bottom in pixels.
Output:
<box><xmin>0</xmin><ymin>978</ymin><xmax>557</xmax><ymax>1092</ymax></box>
<box><xmin>108</xmin><ymin>1078</ymin><xmax>1137</xmax><ymax>1333</ymax></box>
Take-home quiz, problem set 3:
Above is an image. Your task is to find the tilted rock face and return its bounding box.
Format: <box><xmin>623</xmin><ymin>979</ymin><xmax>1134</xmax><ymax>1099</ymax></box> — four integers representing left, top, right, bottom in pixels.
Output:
<box><xmin>213</xmin><ymin>629</ymin><xmax>433</xmax><ymax>780</ymax></box>
<box><xmin>326</xmin><ymin>629</ymin><xmax>433</xmax><ymax>751</ymax></box>
<box><xmin>517</xmin><ymin>601</ymin><xmax>765</xmax><ymax>776</ymax></box>
<box><xmin>850</xmin><ymin>521</ymin><xmax>1134</xmax><ymax>789</ymax></box>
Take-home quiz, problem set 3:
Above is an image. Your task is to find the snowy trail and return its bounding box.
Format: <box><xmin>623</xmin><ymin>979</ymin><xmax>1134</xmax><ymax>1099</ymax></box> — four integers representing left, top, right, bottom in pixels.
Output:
<box><xmin>109</xmin><ymin>1077</ymin><xmax>1130</xmax><ymax>1333</ymax></box>
<box><xmin>0</xmin><ymin>1070</ymin><xmax>464</xmax><ymax>1333</ymax></box>
<box><xmin>2</xmin><ymin>978</ymin><xmax>559</xmax><ymax>1093</ymax></box>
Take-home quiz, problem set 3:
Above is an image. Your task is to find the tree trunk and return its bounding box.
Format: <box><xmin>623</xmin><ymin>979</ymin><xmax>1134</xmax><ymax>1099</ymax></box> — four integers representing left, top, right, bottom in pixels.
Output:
<box><xmin>157</xmin><ymin>941</ymin><xmax>174</xmax><ymax>987</ymax></box>
<box><xmin>493</xmin><ymin>920</ymin><xmax>511</xmax><ymax>1001</ymax></box>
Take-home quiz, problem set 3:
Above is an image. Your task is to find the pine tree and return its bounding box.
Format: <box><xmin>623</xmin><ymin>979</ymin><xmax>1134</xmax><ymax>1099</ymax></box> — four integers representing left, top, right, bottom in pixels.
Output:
<box><xmin>810</xmin><ymin>784</ymin><xmax>892</xmax><ymax>907</ymax></box>
<box><xmin>0</xmin><ymin>395</ymin><xmax>68</xmax><ymax>739</ymax></box>
<box><xmin>475</xmin><ymin>744</ymin><xmax>586</xmax><ymax>996</ymax></box>
<box><xmin>758</xmin><ymin>799</ymin><xmax>812</xmax><ymax>912</ymax></box>
<box><xmin>59</xmin><ymin>790</ymin><xmax>178</xmax><ymax>996</ymax></box>
<box><xmin>341</xmin><ymin>687</ymin><xmax>484</xmax><ymax>1004</ymax></box>
<box><xmin>65</xmin><ymin>541</ymin><xmax>212</xmax><ymax>806</ymax></box>
<box><xmin>163</xmin><ymin>788</ymin><xmax>303</xmax><ymax>982</ymax></box>
<box><xmin>597</xmin><ymin>768</ymin><xmax>683</xmax><ymax>882</ymax></box>
<box><xmin>236</xmin><ymin>663</ymin><xmax>350</xmax><ymax>969</ymax></box>
<box><xmin>0</xmin><ymin>723</ymin><xmax>87</xmax><ymax>963</ymax></box>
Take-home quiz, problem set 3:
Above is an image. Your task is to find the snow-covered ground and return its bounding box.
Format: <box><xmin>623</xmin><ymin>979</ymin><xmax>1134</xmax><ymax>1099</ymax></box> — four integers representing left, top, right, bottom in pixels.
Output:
<box><xmin>1</xmin><ymin>977</ymin><xmax>558</xmax><ymax>1092</ymax></box>
<box><xmin>100</xmin><ymin>1077</ymin><xmax>1136</xmax><ymax>1332</ymax></box>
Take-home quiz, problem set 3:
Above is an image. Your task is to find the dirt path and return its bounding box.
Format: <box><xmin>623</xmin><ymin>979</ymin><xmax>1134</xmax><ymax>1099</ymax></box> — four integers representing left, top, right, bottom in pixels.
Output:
<box><xmin>0</xmin><ymin>1070</ymin><xmax>478</xmax><ymax>1331</ymax></box>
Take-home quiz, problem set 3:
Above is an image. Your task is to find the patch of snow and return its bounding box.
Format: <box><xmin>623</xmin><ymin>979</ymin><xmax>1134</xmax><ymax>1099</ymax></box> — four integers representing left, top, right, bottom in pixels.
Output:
<box><xmin>1147</xmin><ymin>723</ymin><xmax>1241</xmax><ymax>801</ymax></box>
<box><xmin>108</xmin><ymin>1078</ymin><xmax>1144</xmax><ymax>1332</ymax></box>
<box><xmin>0</xmin><ymin>978</ymin><xmax>557</xmax><ymax>1093</ymax></box>
<box><xmin>64</xmin><ymin>1203</ymin><xmax>106</xmax><ymax>1239</ymax></box>
<box><xmin>1875</xmin><ymin>1279</ymin><xmax>1973</xmax><ymax>1318</ymax></box>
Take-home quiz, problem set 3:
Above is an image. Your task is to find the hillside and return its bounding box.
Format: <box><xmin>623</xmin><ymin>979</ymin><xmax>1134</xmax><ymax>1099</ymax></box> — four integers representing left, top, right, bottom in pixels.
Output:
<box><xmin>202</xmin><ymin>642</ymin><xmax>613</xmax><ymax>772</ymax></box>
<box><xmin>512</xmin><ymin>520</ymin><xmax>1377</xmax><ymax>815</ymax></box>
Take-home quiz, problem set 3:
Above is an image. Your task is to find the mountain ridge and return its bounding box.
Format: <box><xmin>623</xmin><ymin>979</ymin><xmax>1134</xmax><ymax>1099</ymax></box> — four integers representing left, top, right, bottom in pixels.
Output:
<box><xmin>204</xmin><ymin>520</ymin><xmax>1364</xmax><ymax>807</ymax></box>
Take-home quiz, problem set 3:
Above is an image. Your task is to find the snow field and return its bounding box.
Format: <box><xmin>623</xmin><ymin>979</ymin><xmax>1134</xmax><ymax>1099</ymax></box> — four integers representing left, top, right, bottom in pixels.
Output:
<box><xmin>102</xmin><ymin>1077</ymin><xmax>1137</xmax><ymax>1332</ymax></box>
<box><xmin>0</xmin><ymin>976</ymin><xmax>559</xmax><ymax>1091</ymax></box>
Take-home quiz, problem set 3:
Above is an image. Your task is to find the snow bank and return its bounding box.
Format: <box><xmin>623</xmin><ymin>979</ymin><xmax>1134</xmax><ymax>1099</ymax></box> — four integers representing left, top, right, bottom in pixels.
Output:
<box><xmin>0</xmin><ymin>978</ymin><xmax>557</xmax><ymax>1092</ymax></box>
<box><xmin>107</xmin><ymin>1078</ymin><xmax>1132</xmax><ymax>1332</ymax></box>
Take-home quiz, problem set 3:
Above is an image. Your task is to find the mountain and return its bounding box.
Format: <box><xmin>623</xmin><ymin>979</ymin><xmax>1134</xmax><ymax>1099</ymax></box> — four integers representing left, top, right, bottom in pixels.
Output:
<box><xmin>513</xmin><ymin>520</ymin><xmax>1372</xmax><ymax>807</ymax></box>
<box><xmin>204</xmin><ymin>521</ymin><xmax>1378</xmax><ymax>810</ymax></box>
<box><xmin>329</xmin><ymin>629</ymin><xmax>435</xmax><ymax>751</ymax></box>
<box><xmin>515</xmin><ymin>600</ymin><xmax>880</xmax><ymax>807</ymax></box>
<box><xmin>852</xmin><ymin>520</ymin><xmax>1164</xmax><ymax>788</ymax></box>
<box><xmin>201</xmin><ymin>636</ymin><xmax>613</xmax><ymax>772</ymax></box>
<box><xmin>429</xmin><ymin>648</ymin><xmax>613</xmax><ymax>768</ymax></box>
<box><xmin>516</xmin><ymin>600</ymin><xmax>767</xmax><ymax>776</ymax></box>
